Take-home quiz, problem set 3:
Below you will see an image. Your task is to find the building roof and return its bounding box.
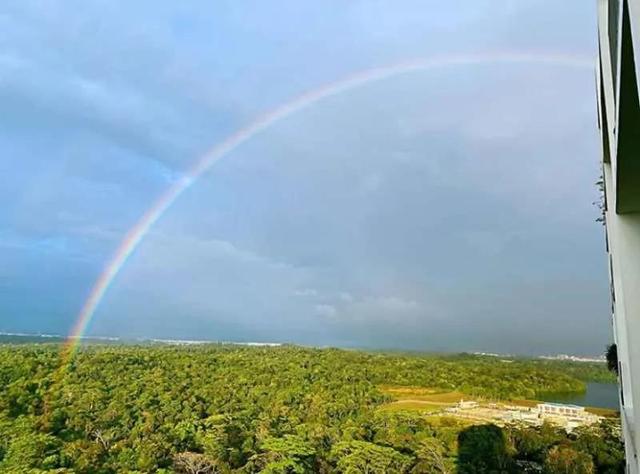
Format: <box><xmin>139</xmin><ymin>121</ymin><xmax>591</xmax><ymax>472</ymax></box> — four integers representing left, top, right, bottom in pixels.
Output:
<box><xmin>538</xmin><ymin>402</ymin><xmax>584</xmax><ymax>409</ymax></box>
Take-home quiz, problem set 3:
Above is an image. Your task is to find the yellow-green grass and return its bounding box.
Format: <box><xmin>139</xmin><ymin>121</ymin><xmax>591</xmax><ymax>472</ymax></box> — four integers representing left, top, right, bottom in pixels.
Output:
<box><xmin>508</xmin><ymin>399</ymin><xmax>539</xmax><ymax>408</ymax></box>
<box><xmin>378</xmin><ymin>401</ymin><xmax>445</xmax><ymax>413</ymax></box>
<box><xmin>378</xmin><ymin>386</ymin><xmax>468</xmax><ymax>414</ymax></box>
<box><xmin>585</xmin><ymin>407</ymin><xmax>619</xmax><ymax>417</ymax></box>
<box><xmin>380</xmin><ymin>386</ymin><xmax>466</xmax><ymax>404</ymax></box>
<box><xmin>379</xmin><ymin>385</ymin><xmax>441</xmax><ymax>395</ymax></box>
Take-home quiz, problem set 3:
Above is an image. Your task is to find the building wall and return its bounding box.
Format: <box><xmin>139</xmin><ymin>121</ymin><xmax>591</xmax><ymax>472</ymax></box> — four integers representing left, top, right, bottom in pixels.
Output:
<box><xmin>605</xmin><ymin>205</ymin><xmax>640</xmax><ymax>471</ymax></box>
<box><xmin>598</xmin><ymin>1</ymin><xmax>640</xmax><ymax>472</ymax></box>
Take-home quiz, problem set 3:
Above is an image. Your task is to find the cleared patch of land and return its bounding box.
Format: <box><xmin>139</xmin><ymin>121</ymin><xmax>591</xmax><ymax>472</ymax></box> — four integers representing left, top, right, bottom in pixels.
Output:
<box><xmin>378</xmin><ymin>401</ymin><xmax>443</xmax><ymax>413</ymax></box>
<box><xmin>585</xmin><ymin>406</ymin><xmax>619</xmax><ymax>417</ymax></box>
<box><xmin>380</xmin><ymin>385</ymin><xmax>467</xmax><ymax>404</ymax></box>
<box><xmin>380</xmin><ymin>386</ymin><xmax>619</xmax><ymax>421</ymax></box>
<box><xmin>378</xmin><ymin>386</ymin><xmax>463</xmax><ymax>414</ymax></box>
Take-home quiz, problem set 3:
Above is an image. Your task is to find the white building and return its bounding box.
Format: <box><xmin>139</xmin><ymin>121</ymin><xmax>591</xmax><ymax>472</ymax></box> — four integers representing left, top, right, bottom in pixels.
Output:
<box><xmin>536</xmin><ymin>403</ymin><xmax>602</xmax><ymax>433</ymax></box>
<box><xmin>536</xmin><ymin>403</ymin><xmax>585</xmax><ymax>418</ymax></box>
<box><xmin>457</xmin><ymin>400</ymin><xmax>479</xmax><ymax>410</ymax></box>
<box><xmin>597</xmin><ymin>1</ymin><xmax>640</xmax><ymax>472</ymax></box>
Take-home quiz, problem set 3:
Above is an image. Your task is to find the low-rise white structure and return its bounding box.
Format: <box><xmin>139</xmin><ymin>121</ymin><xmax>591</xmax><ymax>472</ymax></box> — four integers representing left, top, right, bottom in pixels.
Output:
<box><xmin>537</xmin><ymin>403</ymin><xmax>585</xmax><ymax>418</ymax></box>
<box><xmin>457</xmin><ymin>400</ymin><xmax>479</xmax><ymax>410</ymax></box>
<box><xmin>445</xmin><ymin>400</ymin><xmax>602</xmax><ymax>432</ymax></box>
<box><xmin>536</xmin><ymin>403</ymin><xmax>602</xmax><ymax>432</ymax></box>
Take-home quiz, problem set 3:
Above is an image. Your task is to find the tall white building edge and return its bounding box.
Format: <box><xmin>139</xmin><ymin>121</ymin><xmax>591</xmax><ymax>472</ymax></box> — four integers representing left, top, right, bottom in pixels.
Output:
<box><xmin>598</xmin><ymin>1</ymin><xmax>640</xmax><ymax>472</ymax></box>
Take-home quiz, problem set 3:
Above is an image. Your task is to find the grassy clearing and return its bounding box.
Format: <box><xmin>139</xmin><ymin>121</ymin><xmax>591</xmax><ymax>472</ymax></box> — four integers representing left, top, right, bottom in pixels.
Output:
<box><xmin>508</xmin><ymin>399</ymin><xmax>538</xmax><ymax>408</ymax></box>
<box><xmin>585</xmin><ymin>407</ymin><xmax>619</xmax><ymax>417</ymax></box>
<box><xmin>378</xmin><ymin>401</ymin><xmax>444</xmax><ymax>413</ymax></box>
<box><xmin>378</xmin><ymin>386</ymin><xmax>466</xmax><ymax>413</ymax></box>
<box><xmin>380</xmin><ymin>386</ymin><xmax>466</xmax><ymax>404</ymax></box>
<box><xmin>379</xmin><ymin>385</ymin><xmax>440</xmax><ymax>395</ymax></box>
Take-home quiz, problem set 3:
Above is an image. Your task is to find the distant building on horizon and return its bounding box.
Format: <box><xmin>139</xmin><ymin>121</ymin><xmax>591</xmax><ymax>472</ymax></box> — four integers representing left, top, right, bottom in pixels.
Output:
<box><xmin>597</xmin><ymin>1</ymin><xmax>640</xmax><ymax>472</ymax></box>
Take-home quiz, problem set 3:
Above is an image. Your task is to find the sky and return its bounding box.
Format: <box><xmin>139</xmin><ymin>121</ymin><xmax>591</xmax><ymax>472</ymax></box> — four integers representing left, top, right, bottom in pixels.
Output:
<box><xmin>0</xmin><ymin>1</ymin><xmax>610</xmax><ymax>355</ymax></box>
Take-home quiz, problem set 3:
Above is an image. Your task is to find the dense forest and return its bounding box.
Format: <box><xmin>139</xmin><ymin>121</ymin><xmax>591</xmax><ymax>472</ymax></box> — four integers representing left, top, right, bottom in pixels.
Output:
<box><xmin>0</xmin><ymin>344</ymin><xmax>624</xmax><ymax>473</ymax></box>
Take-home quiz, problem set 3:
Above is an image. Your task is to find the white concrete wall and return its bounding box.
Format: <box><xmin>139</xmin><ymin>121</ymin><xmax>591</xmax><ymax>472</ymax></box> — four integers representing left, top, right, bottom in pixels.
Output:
<box><xmin>599</xmin><ymin>2</ymin><xmax>640</xmax><ymax>471</ymax></box>
<box><xmin>604</xmin><ymin>162</ymin><xmax>640</xmax><ymax>473</ymax></box>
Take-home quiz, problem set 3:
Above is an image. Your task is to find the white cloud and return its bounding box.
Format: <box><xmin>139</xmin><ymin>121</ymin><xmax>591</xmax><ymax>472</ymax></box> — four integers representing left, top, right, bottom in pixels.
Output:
<box><xmin>314</xmin><ymin>304</ymin><xmax>338</xmax><ymax>319</ymax></box>
<box><xmin>338</xmin><ymin>292</ymin><xmax>353</xmax><ymax>303</ymax></box>
<box><xmin>346</xmin><ymin>296</ymin><xmax>423</xmax><ymax>324</ymax></box>
<box><xmin>314</xmin><ymin>294</ymin><xmax>429</xmax><ymax>326</ymax></box>
<box><xmin>359</xmin><ymin>173</ymin><xmax>383</xmax><ymax>194</ymax></box>
<box><xmin>294</xmin><ymin>288</ymin><xmax>318</xmax><ymax>297</ymax></box>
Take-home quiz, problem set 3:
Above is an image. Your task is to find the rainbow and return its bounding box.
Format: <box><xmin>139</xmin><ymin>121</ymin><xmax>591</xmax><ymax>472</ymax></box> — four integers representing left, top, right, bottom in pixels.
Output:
<box><xmin>63</xmin><ymin>52</ymin><xmax>593</xmax><ymax>359</ymax></box>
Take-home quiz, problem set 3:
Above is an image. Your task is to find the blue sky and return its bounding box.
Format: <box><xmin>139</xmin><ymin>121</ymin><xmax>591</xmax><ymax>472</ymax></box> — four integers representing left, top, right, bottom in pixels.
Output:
<box><xmin>1</xmin><ymin>1</ymin><xmax>609</xmax><ymax>355</ymax></box>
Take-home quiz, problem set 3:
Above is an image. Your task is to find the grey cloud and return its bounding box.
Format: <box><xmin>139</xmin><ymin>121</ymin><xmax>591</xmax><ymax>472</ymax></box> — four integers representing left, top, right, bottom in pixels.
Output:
<box><xmin>90</xmin><ymin>233</ymin><xmax>314</xmax><ymax>338</ymax></box>
<box><xmin>314</xmin><ymin>304</ymin><xmax>338</xmax><ymax>319</ymax></box>
<box><xmin>0</xmin><ymin>0</ymin><xmax>610</xmax><ymax>355</ymax></box>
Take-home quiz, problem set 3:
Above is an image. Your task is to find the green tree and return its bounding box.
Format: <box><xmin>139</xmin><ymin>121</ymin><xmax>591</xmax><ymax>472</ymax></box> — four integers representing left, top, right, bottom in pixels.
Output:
<box><xmin>174</xmin><ymin>452</ymin><xmax>225</xmax><ymax>474</ymax></box>
<box><xmin>543</xmin><ymin>446</ymin><xmax>594</xmax><ymax>474</ymax></box>
<box><xmin>457</xmin><ymin>424</ymin><xmax>513</xmax><ymax>473</ymax></box>
<box><xmin>330</xmin><ymin>440</ymin><xmax>413</xmax><ymax>473</ymax></box>
<box><xmin>572</xmin><ymin>421</ymin><xmax>625</xmax><ymax>474</ymax></box>
<box><xmin>605</xmin><ymin>344</ymin><xmax>619</xmax><ymax>376</ymax></box>
<box><xmin>0</xmin><ymin>432</ymin><xmax>61</xmax><ymax>471</ymax></box>
<box><xmin>257</xmin><ymin>435</ymin><xmax>316</xmax><ymax>473</ymax></box>
<box><xmin>412</xmin><ymin>437</ymin><xmax>450</xmax><ymax>473</ymax></box>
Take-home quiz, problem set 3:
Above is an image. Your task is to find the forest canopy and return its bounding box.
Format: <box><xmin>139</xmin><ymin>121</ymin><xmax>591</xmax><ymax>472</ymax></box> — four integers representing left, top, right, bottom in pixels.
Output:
<box><xmin>0</xmin><ymin>343</ymin><xmax>622</xmax><ymax>473</ymax></box>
